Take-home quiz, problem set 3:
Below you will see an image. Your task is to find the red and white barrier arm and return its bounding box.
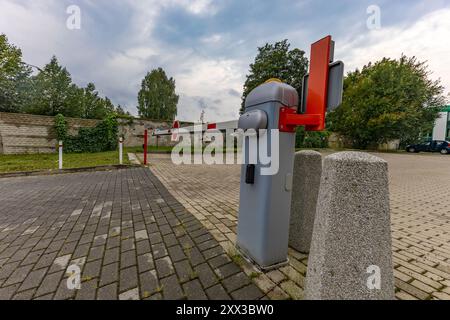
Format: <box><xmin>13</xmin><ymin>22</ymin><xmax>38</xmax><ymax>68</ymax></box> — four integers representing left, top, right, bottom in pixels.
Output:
<box><xmin>153</xmin><ymin>120</ymin><xmax>239</xmax><ymax>137</ymax></box>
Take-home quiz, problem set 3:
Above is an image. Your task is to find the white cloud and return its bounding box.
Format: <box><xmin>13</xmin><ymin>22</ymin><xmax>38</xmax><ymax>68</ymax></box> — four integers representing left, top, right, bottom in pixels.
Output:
<box><xmin>123</xmin><ymin>47</ymin><xmax>158</xmax><ymax>61</ymax></box>
<box><xmin>0</xmin><ymin>0</ymin><xmax>230</xmax><ymax>119</ymax></box>
<box><xmin>338</xmin><ymin>8</ymin><xmax>450</xmax><ymax>95</ymax></box>
<box><xmin>0</xmin><ymin>1</ymin><xmax>68</xmax><ymax>66</ymax></box>
<box><xmin>169</xmin><ymin>51</ymin><xmax>245</xmax><ymax>122</ymax></box>
<box><xmin>1</xmin><ymin>0</ymin><xmax>449</xmax><ymax>124</ymax></box>
<box><xmin>174</xmin><ymin>0</ymin><xmax>220</xmax><ymax>15</ymax></box>
<box><xmin>201</xmin><ymin>34</ymin><xmax>223</xmax><ymax>44</ymax></box>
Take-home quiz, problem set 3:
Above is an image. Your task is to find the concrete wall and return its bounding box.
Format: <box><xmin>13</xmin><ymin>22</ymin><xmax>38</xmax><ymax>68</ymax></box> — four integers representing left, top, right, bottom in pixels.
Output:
<box><xmin>118</xmin><ymin>118</ymin><xmax>174</xmax><ymax>148</ymax></box>
<box><xmin>0</xmin><ymin>112</ymin><xmax>176</xmax><ymax>155</ymax></box>
<box><xmin>378</xmin><ymin>139</ymin><xmax>400</xmax><ymax>152</ymax></box>
<box><xmin>0</xmin><ymin>112</ymin><xmax>99</xmax><ymax>154</ymax></box>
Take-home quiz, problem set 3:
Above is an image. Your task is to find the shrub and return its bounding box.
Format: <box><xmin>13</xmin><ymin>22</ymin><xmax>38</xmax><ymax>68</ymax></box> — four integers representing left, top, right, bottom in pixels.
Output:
<box><xmin>54</xmin><ymin>114</ymin><xmax>118</xmax><ymax>153</ymax></box>
<box><xmin>295</xmin><ymin>126</ymin><xmax>330</xmax><ymax>149</ymax></box>
<box><xmin>54</xmin><ymin>114</ymin><xmax>68</xmax><ymax>141</ymax></box>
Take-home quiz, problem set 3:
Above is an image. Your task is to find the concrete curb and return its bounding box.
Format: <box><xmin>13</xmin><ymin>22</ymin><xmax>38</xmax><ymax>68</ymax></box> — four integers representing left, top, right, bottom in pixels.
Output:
<box><xmin>127</xmin><ymin>153</ymin><xmax>141</xmax><ymax>165</ymax></box>
<box><xmin>0</xmin><ymin>164</ymin><xmax>142</xmax><ymax>179</ymax></box>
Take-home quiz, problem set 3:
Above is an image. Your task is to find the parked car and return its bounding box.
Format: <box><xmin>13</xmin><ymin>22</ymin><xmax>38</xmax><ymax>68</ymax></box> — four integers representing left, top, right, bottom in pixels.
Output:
<box><xmin>406</xmin><ymin>140</ymin><xmax>450</xmax><ymax>154</ymax></box>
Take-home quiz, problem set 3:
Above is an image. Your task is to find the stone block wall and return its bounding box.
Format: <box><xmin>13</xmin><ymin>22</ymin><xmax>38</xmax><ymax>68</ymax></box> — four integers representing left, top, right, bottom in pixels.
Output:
<box><xmin>0</xmin><ymin>112</ymin><xmax>178</xmax><ymax>155</ymax></box>
<box><xmin>0</xmin><ymin>112</ymin><xmax>99</xmax><ymax>154</ymax></box>
<box><xmin>118</xmin><ymin>118</ymin><xmax>174</xmax><ymax>148</ymax></box>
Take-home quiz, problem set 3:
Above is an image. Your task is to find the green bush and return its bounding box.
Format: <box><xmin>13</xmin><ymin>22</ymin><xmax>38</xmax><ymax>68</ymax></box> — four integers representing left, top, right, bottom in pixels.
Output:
<box><xmin>54</xmin><ymin>114</ymin><xmax>119</xmax><ymax>153</ymax></box>
<box><xmin>54</xmin><ymin>114</ymin><xmax>68</xmax><ymax>141</ymax></box>
<box><xmin>295</xmin><ymin>126</ymin><xmax>330</xmax><ymax>149</ymax></box>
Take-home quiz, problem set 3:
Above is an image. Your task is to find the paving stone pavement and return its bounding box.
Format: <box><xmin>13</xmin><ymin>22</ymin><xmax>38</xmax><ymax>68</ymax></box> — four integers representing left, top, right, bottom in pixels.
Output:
<box><xmin>0</xmin><ymin>168</ymin><xmax>263</xmax><ymax>300</ymax></box>
<box><xmin>143</xmin><ymin>152</ymin><xmax>450</xmax><ymax>300</ymax></box>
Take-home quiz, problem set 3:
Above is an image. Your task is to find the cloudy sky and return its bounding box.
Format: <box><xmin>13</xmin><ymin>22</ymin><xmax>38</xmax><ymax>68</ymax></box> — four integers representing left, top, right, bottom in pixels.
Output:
<box><xmin>1</xmin><ymin>0</ymin><xmax>449</xmax><ymax>122</ymax></box>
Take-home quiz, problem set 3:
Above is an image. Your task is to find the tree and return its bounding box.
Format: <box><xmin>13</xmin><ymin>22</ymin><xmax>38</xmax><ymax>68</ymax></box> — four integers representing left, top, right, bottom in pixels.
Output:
<box><xmin>97</xmin><ymin>97</ymin><xmax>116</xmax><ymax>119</ymax></box>
<box><xmin>0</xmin><ymin>34</ymin><xmax>31</xmax><ymax>113</ymax></box>
<box><xmin>80</xmin><ymin>83</ymin><xmax>115</xmax><ymax>119</ymax></box>
<box><xmin>81</xmin><ymin>83</ymin><xmax>99</xmax><ymax>119</ymax></box>
<box><xmin>25</xmin><ymin>56</ymin><xmax>82</xmax><ymax>117</ymax></box>
<box><xmin>115</xmin><ymin>105</ymin><xmax>131</xmax><ymax>116</ymax></box>
<box><xmin>24</xmin><ymin>58</ymin><xmax>115</xmax><ymax>119</ymax></box>
<box><xmin>241</xmin><ymin>39</ymin><xmax>308</xmax><ymax>113</ymax></box>
<box><xmin>1</xmin><ymin>35</ymin><xmax>118</xmax><ymax>120</ymax></box>
<box><xmin>137</xmin><ymin>68</ymin><xmax>179</xmax><ymax>120</ymax></box>
<box><xmin>328</xmin><ymin>56</ymin><xmax>445</xmax><ymax>149</ymax></box>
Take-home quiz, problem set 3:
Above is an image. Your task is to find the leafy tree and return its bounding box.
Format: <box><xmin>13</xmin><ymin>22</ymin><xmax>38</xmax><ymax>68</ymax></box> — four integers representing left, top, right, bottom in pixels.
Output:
<box><xmin>328</xmin><ymin>56</ymin><xmax>445</xmax><ymax>149</ymax></box>
<box><xmin>0</xmin><ymin>34</ymin><xmax>31</xmax><ymax>113</ymax></box>
<box><xmin>241</xmin><ymin>39</ymin><xmax>308</xmax><ymax>113</ymax></box>
<box><xmin>80</xmin><ymin>83</ymin><xmax>115</xmax><ymax>119</ymax></box>
<box><xmin>80</xmin><ymin>83</ymin><xmax>99</xmax><ymax>119</ymax></box>
<box><xmin>137</xmin><ymin>68</ymin><xmax>179</xmax><ymax>120</ymax></box>
<box><xmin>1</xmin><ymin>35</ymin><xmax>119</xmax><ymax>120</ymax></box>
<box><xmin>115</xmin><ymin>104</ymin><xmax>130</xmax><ymax>116</ymax></box>
<box><xmin>25</xmin><ymin>56</ymin><xmax>82</xmax><ymax>117</ymax></box>
<box><xmin>24</xmin><ymin>59</ymin><xmax>115</xmax><ymax>119</ymax></box>
<box><xmin>101</xmin><ymin>97</ymin><xmax>116</xmax><ymax>118</ymax></box>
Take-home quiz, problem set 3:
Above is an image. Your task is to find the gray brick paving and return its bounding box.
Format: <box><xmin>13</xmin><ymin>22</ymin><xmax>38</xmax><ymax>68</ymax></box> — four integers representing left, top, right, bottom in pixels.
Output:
<box><xmin>183</xmin><ymin>279</ymin><xmax>208</xmax><ymax>300</ymax></box>
<box><xmin>206</xmin><ymin>284</ymin><xmax>231</xmax><ymax>300</ymax></box>
<box><xmin>147</xmin><ymin>152</ymin><xmax>450</xmax><ymax>300</ymax></box>
<box><xmin>0</xmin><ymin>168</ymin><xmax>261</xmax><ymax>300</ymax></box>
<box><xmin>97</xmin><ymin>283</ymin><xmax>117</xmax><ymax>300</ymax></box>
<box><xmin>231</xmin><ymin>284</ymin><xmax>265</xmax><ymax>300</ymax></box>
<box><xmin>139</xmin><ymin>270</ymin><xmax>159</xmax><ymax>297</ymax></box>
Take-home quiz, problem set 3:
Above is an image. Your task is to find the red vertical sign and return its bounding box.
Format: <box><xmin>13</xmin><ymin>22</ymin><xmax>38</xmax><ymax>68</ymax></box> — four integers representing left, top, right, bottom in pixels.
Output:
<box><xmin>278</xmin><ymin>36</ymin><xmax>332</xmax><ymax>132</ymax></box>
<box><xmin>305</xmin><ymin>36</ymin><xmax>331</xmax><ymax>131</ymax></box>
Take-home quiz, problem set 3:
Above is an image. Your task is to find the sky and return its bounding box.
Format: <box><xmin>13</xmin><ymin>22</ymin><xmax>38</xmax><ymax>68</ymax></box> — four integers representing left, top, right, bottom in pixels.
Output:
<box><xmin>1</xmin><ymin>0</ymin><xmax>449</xmax><ymax>122</ymax></box>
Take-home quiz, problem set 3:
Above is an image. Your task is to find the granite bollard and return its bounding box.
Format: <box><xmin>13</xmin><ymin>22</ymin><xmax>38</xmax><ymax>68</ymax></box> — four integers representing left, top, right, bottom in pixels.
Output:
<box><xmin>305</xmin><ymin>152</ymin><xmax>394</xmax><ymax>300</ymax></box>
<box><xmin>289</xmin><ymin>150</ymin><xmax>322</xmax><ymax>253</ymax></box>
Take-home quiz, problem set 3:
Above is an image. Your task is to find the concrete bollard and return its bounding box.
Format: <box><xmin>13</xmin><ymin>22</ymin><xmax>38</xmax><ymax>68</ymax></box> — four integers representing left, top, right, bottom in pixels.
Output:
<box><xmin>305</xmin><ymin>152</ymin><xmax>394</xmax><ymax>300</ymax></box>
<box><xmin>289</xmin><ymin>150</ymin><xmax>322</xmax><ymax>254</ymax></box>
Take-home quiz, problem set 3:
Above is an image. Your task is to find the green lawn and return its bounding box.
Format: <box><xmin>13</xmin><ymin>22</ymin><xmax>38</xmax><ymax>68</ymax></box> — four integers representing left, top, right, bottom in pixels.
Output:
<box><xmin>125</xmin><ymin>146</ymin><xmax>174</xmax><ymax>154</ymax></box>
<box><xmin>0</xmin><ymin>150</ymin><xmax>130</xmax><ymax>174</ymax></box>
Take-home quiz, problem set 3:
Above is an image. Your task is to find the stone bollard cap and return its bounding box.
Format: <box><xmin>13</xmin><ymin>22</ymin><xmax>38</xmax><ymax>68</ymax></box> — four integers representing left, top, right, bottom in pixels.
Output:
<box><xmin>296</xmin><ymin>150</ymin><xmax>322</xmax><ymax>156</ymax></box>
<box><xmin>326</xmin><ymin>151</ymin><xmax>387</xmax><ymax>164</ymax></box>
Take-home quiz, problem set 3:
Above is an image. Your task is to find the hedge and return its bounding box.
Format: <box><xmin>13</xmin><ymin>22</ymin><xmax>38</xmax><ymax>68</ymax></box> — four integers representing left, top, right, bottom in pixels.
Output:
<box><xmin>54</xmin><ymin>114</ymin><xmax>119</xmax><ymax>153</ymax></box>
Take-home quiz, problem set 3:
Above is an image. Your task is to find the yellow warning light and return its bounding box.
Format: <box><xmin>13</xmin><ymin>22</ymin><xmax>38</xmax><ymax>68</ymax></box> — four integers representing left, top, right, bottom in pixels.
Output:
<box><xmin>264</xmin><ymin>78</ymin><xmax>283</xmax><ymax>84</ymax></box>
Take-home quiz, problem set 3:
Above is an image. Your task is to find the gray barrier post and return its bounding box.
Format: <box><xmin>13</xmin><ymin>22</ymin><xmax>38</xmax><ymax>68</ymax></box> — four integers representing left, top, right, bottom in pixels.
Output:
<box><xmin>289</xmin><ymin>150</ymin><xmax>322</xmax><ymax>253</ymax></box>
<box><xmin>236</xmin><ymin>80</ymin><xmax>298</xmax><ymax>270</ymax></box>
<box><xmin>236</xmin><ymin>36</ymin><xmax>344</xmax><ymax>271</ymax></box>
<box><xmin>305</xmin><ymin>152</ymin><xmax>394</xmax><ymax>300</ymax></box>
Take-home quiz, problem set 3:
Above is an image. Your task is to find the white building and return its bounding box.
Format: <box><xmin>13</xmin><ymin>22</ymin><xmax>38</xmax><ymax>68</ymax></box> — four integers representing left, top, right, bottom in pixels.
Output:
<box><xmin>432</xmin><ymin>106</ymin><xmax>450</xmax><ymax>141</ymax></box>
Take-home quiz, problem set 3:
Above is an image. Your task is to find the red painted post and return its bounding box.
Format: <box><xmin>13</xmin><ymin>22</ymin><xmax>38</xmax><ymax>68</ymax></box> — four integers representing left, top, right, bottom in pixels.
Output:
<box><xmin>144</xmin><ymin>129</ymin><xmax>148</xmax><ymax>165</ymax></box>
<box><xmin>278</xmin><ymin>36</ymin><xmax>333</xmax><ymax>133</ymax></box>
